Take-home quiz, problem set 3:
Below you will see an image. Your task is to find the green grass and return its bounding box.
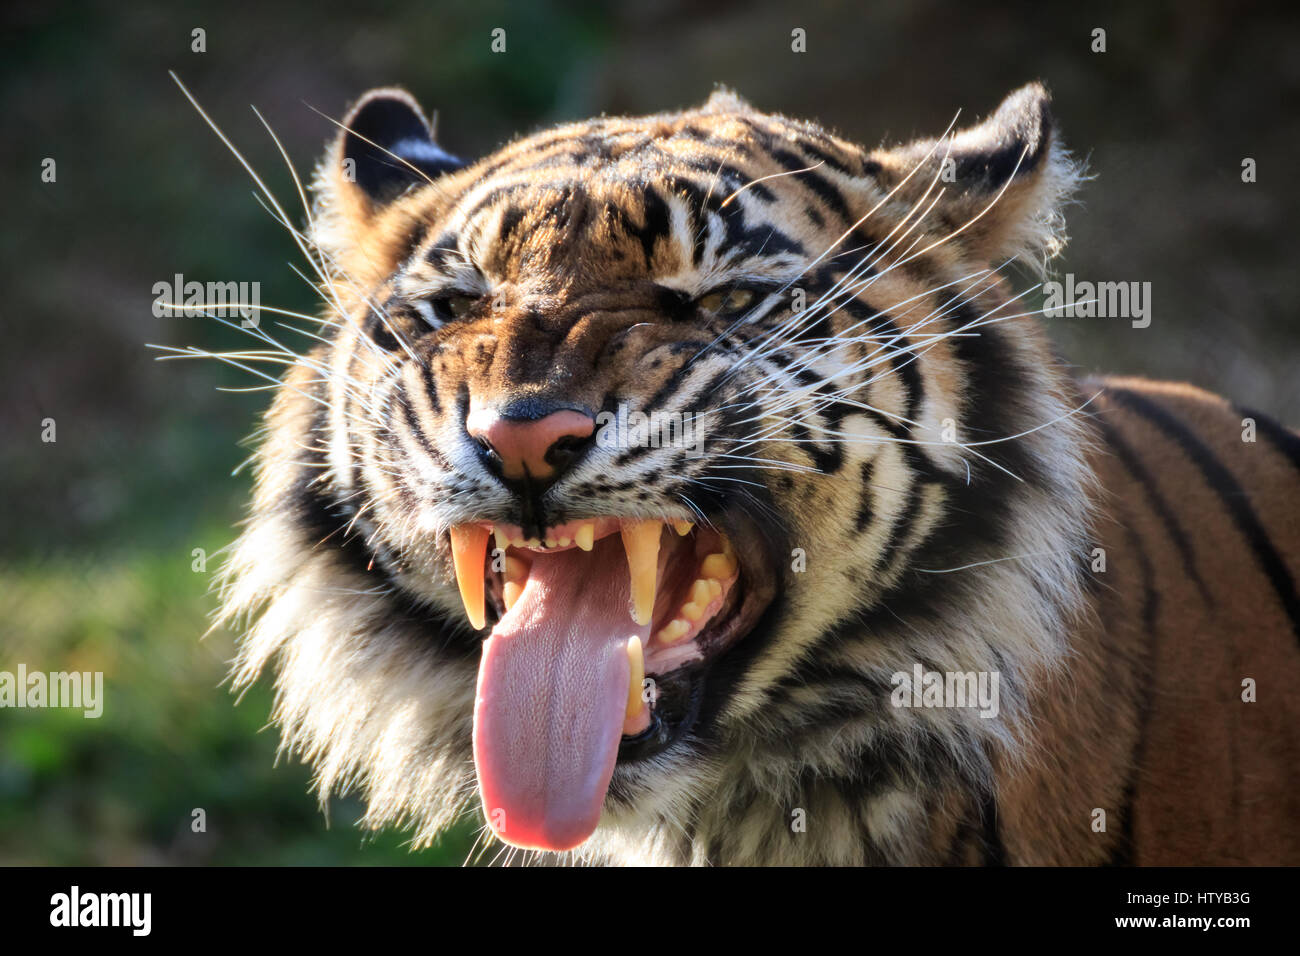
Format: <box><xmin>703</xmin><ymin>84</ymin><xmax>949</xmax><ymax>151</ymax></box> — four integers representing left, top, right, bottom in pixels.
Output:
<box><xmin>0</xmin><ymin>542</ymin><xmax>479</xmax><ymax>865</ymax></box>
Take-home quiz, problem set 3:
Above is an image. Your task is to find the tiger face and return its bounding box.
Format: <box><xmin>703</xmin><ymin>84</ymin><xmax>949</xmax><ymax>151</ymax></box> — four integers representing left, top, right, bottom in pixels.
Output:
<box><xmin>223</xmin><ymin>83</ymin><xmax>1092</xmax><ymax>862</ymax></box>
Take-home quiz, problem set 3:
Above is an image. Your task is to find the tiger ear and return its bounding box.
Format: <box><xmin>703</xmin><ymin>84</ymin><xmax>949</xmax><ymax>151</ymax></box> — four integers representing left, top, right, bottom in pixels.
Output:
<box><xmin>872</xmin><ymin>83</ymin><xmax>1080</xmax><ymax>269</ymax></box>
<box><xmin>327</xmin><ymin>88</ymin><xmax>464</xmax><ymax>216</ymax></box>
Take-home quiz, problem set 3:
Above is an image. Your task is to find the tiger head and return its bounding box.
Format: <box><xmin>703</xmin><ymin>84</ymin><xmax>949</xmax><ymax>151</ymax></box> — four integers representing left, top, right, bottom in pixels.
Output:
<box><xmin>222</xmin><ymin>83</ymin><xmax>1091</xmax><ymax>863</ymax></box>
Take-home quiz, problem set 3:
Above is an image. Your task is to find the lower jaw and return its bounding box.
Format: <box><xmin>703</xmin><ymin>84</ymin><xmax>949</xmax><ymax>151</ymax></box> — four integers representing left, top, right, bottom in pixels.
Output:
<box><xmin>617</xmin><ymin>663</ymin><xmax>707</xmax><ymax>761</ymax></box>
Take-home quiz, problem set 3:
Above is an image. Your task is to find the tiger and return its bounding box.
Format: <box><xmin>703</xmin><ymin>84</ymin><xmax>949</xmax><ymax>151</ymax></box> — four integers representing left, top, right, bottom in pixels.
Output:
<box><xmin>209</xmin><ymin>80</ymin><xmax>1300</xmax><ymax>865</ymax></box>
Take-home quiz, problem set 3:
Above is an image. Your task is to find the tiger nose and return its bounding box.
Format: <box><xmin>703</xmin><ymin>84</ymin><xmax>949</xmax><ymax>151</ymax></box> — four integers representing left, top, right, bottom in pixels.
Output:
<box><xmin>466</xmin><ymin>406</ymin><xmax>597</xmax><ymax>484</ymax></box>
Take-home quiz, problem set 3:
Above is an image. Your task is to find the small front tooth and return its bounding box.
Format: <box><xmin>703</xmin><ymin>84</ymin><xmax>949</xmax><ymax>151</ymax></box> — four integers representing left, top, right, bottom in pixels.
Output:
<box><xmin>557</xmin><ymin>537</ymin><xmax>571</xmax><ymax>548</ymax></box>
<box><xmin>544</xmin><ymin>537</ymin><xmax>558</xmax><ymax>549</ymax></box>
<box><xmin>671</xmin><ymin>519</ymin><xmax>694</xmax><ymax>536</ymax></box>
<box><xmin>526</xmin><ymin>538</ymin><xmax>541</xmax><ymax>549</ymax></box>
<box><xmin>620</xmin><ymin>519</ymin><xmax>663</xmax><ymax>626</ymax></box>
<box><xmin>657</xmin><ymin>619</ymin><xmax>691</xmax><ymax>644</ymax></box>
<box><xmin>449</xmin><ymin>525</ymin><xmax>490</xmax><ymax>630</ymax></box>
<box><xmin>503</xmin><ymin>581</ymin><xmax>523</xmax><ymax>611</ymax></box>
<box><xmin>701</xmin><ymin>552</ymin><xmax>737</xmax><ymax>579</ymax></box>
<box><xmin>574</xmin><ymin>523</ymin><xmax>595</xmax><ymax>551</ymax></box>
<box><xmin>494</xmin><ymin>528</ymin><xmax>509</xmax><ymax>552</ymax></box>
<box><xmin>625</xmin><ymin>637</ymin><xmax>645</xmax><ymax>722</ymax></box>
<box><xmin>681</xmin><ymin>602</ymin><xmax>705</xmax><ymax>622</ymax></box>
<box><xmin>511</xmin><ymin>537</ymin><xmax>526</xmax><ymax>548</ymax></box>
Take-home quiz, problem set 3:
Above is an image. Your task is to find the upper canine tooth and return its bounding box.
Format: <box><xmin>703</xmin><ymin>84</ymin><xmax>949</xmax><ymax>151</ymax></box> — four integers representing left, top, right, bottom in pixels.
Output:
<box><xmin>449</xmin><ymin>525</ymin><xmax>490</xmax><ymax>630</ymax></box>
<box><xmin>671</xmin><ymin>519</ymin><xmax>694</xmax><ymax>536</ymax></box>
<box><xmin>574</xmin><ymin>522</ymin><xmax>595</xmax><ymax>551</ymax></box>
<box><xmin>620</xmin><ymin>519</ymin><xmax>663</xmax><ymax>626</ymax></box>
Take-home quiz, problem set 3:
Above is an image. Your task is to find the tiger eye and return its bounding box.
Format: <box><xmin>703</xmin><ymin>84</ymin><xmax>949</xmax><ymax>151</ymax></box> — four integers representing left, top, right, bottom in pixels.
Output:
<box><xmin>724</xmin><ymin>288</ymin><xmax>755</xmax><ymax>311</ymax></box>
<box><xmin>445</xmin><ymin>295</ymin><xmax>476</xmax><ymax>318</ymax></box>
<box><xmin>698</xmin><ymin>288</ymin><xmax>756</xmax><ymax>315</ymax></box>
<box><xmin>697</xmin><ymin>291</ymin><xmax>726</xmax><ymax>313</ymax></box>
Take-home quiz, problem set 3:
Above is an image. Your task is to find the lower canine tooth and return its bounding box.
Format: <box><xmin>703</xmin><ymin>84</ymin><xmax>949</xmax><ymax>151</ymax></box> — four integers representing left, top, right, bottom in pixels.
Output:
<box><xmin>620</xmin><ymin>520</ymin><xmax>663</xmax><ymax>626</ymax></box>
<box><xmin>625</xmin><ymin>637</ymin><xmax>645</xmax><ymax>721</ymax></box>
<box><xmin>449</xmin><ymin>525</ymin><xmax>490</xmax><ymax>630</ymax></box>
<box><xmin>503</xmin><ymin>580</ymin><xmax>523</xmax><ymax>611</ymax></box>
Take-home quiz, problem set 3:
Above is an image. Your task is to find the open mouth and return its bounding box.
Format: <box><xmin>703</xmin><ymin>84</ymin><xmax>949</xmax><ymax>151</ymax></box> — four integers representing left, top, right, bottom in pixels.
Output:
<box><xmin>446</xmin><ymin>516</ymin><xmax>774</xmax><ymax>851</ymax></box>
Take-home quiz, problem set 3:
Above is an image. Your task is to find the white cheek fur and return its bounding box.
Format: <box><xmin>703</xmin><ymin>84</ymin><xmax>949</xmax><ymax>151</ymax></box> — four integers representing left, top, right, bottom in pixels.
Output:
<box><xmin>411</xmin><ymin>298</ymin><xmax>442</xmax><ymax>328</ymax></box>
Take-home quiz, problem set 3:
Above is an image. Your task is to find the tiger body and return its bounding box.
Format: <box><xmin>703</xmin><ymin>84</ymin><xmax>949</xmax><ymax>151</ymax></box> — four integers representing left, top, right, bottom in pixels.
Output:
<box><xmin>215</xmin><ymin>83</ymin><xmax>1300</xmax><ymax>865</ymax></box>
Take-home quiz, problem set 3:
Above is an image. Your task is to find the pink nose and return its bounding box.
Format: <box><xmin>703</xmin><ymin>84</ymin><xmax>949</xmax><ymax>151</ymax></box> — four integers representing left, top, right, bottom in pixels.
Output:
<box><xmin>466</xmin><ymin>407</ymin><xmax>596</xmax><ymax>482</ymax></box>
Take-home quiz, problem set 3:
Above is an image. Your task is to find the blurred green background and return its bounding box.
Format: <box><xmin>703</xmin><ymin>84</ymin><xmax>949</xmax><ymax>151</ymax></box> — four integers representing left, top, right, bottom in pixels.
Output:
<box><xmin>1</xmin><ymin>0</ymin><xmax>1296</xmax><ymax>864</ymax></box>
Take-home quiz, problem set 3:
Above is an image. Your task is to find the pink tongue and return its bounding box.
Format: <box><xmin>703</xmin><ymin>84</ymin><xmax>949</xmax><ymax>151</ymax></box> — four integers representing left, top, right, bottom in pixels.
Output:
<box><xmin>473</xmin><ymin>537</ymin><xmax>648</xmax><ymax>851</ymax></box>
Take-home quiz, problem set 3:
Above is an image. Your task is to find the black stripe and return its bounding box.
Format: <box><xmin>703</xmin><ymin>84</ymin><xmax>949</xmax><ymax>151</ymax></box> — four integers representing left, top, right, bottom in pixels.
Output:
<box><xmin>1094</xmin><ymin>412</ymin><xmax>1210</xmax><ymax>603</ymax></box>
<box><xmin>854</xmin><ymin>460</ymin><xmax>875</xmax><ymax>531</ymax></box>
<box><xmin>1109</xmin><ymin>386</ymin><xmax>1300</xmax><ymax>641</ymax></box>
<box><xmin>794</xmin><ymin>138</ymin><xmax>858</xmax><ymax>177</ymax></box>
<box><xmin>610</xmin><ymin>362</ymin><xmax>729</xmax><ymax>468</ymax></box>
<box><xmin>839</xmin><ymin>300</ymin><xmax>923</xmax><ymax>422</ymax></box>
<box><xmin>398</xmin><ymin>391</ymin><xmax>452</xmax><ymax>469</ymax></box>
<box><xmin>629</xmin><ymin>186</ymin><xmax>671</xmax><ymax>268</ymax></box>
<box><xmin>1103</xmin><ymin>500</ymin><xmax>1160</xmax><ymax>867</ymax></box>
<box><xmin>875</xmin><ymin>475</ymin><xmax>927</xmax><ymax>575</ymax></box>
<box><xmin>766</xmin><ymin>145</ymin><xmax>852</xmax><ymax>222</ymax></box>
<box><xmin>942</xmin><ymin>298</ymin><xmax>1048</xmax><ymax>490</ymax></box>
<box><xmin>669</xmin><ymin>176</ymin><xmax>805</xmax><ymax>262</ymax></box>
<box><xmin>979</xmin><ymin>791</ymin><xmax>1007</xmax><ymax>865</ymax></box>
<box><xmin>423</xmin><ymin>230</ymin><xmax>462</xmax><ymax>267</ymax></box>
<box><xmin>497</xmin><ymin>206</ymin><xmax>526</xmax><ymax>244</ymax></box>
<box><xmin>676</xmin><ymin>157</ymin><xmax>777</xmax><ymax>203</ymax></box>
<box><xmin>1240</xmin><ymin>406</ymin><xmax>1300</xmax><ymax>475</ymax></box>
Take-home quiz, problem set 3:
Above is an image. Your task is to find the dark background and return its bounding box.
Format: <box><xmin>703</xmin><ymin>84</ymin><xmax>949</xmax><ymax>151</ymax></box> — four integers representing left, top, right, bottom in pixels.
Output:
<box><xmin>1</xmin><ymin>0</ymin><xmax>1296</xmax><ymax>864</ymax></box>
